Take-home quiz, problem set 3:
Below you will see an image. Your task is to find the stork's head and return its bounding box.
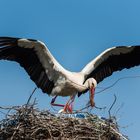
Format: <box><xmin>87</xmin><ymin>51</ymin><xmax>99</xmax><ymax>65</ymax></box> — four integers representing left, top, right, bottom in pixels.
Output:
<box><xmin>84</xmin><ymin>78</ymin><xmax>97</xmax><ymax>89</ymax></box>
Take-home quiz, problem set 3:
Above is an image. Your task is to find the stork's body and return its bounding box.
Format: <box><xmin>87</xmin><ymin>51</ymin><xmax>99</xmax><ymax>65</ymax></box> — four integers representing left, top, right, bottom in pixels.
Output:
<box><xmin>50</xmin><ymin>72</ymin><xmax>83</xmax><ymax>97</ymax></box>
<box><xmin>0</xmin><ymin>37</ymin><xmax>140</xmax><ymax>113</ymax></box>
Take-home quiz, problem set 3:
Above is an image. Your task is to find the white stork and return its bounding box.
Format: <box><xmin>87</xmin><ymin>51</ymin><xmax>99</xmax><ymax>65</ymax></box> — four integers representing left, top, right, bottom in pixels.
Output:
<box><xmin>0</xmin><ymin>37</ymin><xmax>140</xmax><ymax>113</ymax></box>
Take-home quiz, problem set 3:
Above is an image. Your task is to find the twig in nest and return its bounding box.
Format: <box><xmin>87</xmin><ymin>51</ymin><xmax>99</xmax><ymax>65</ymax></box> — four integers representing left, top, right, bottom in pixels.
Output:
<box><xmin>10</xmin><ymin>123</ymin><xmax>21</xmax><ymax>140</ymax></box>
<box><xmin>105</xmin><ymin>94</ymin><xmax>117</xmax><ymax>137</ymax></box>
<box><xmin>95</xmin><ymin>105</ymin><xmax>106</xmax><ymax>110</ymax></box>
<box><xmin>26</xmin><ymin>87</ymin><xmax>37</xmax><ymax>108</ymax></box>
<box><xmin>73</xmin><ymin>104</ymin><xmax>106</xmax><ymax>114</ymax></box>
<box><xmin>0</xmin><ymin>106</ymin><xmax>20</xmax><ymax>110</ymax></box>
<box><xmin>108</xmin><ymin>94</ymin><xmax>117</xmax><ymax>119</ymax></box>
<box><xmin>114</xmin><ymin>103</ymin><xmax>124</xmax><ymax>117</ymax></box>
<box><xmin>0</xmin><ymin>101</ymin><xmax>127</xmax><ymax>140</ymax></box>
<box><xmin>96</xmin><ymin>75</ymin><xmax>140</xmax><ymax>94</ymax></box>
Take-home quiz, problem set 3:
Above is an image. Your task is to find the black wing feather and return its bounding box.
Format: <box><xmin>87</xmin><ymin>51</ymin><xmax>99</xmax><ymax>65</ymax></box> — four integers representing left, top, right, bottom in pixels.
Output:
<box><xmin>0</xmin><ymin>37</ymin><xmax>54</xmax><ymax>94</ymax></box>
<box><xmin>87</xmin><ymin>46</ymin><xmax>140</xmax><ymax>83</ymax></box>
<box><xmin>78</xmin><ymin>46</ymin><xmax>140</xmax><ymax>97</ymax></box>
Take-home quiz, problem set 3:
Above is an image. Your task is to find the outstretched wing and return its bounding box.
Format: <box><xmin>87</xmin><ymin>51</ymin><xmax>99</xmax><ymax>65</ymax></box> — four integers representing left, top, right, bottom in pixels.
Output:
<box><xmin>0</xmin><ymin>37</ymin><xmax>67</xmax><ymax>94</ymax></box>
<box><xmin>82</xmin><ymin>46</ymin><xmax>140</xmax><ymax>84</ymax></box>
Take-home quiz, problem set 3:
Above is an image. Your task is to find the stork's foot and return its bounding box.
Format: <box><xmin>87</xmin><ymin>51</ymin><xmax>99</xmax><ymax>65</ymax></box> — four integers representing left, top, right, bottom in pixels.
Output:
<box><xmin>58</xmin><ymin>103</ymin><xmax>73</xmax><ymax>114</ymax></box>
<box><xmin>63</xmin><ymin>103</ymin><xmax>73</xmax><ymax>113</ymax></box>
<box><xmin>51</xmin><ymin>95</ymin><xmax>75</xmax><ymax>114</ymax></box>
<box><xmin>63</xmin><ymin>95</ymin><xmax>75</xmax><ymax>113</ymax></box>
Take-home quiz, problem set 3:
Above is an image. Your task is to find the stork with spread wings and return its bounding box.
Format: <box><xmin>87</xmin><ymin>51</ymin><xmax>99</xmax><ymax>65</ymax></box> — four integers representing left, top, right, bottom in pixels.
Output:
<box><xmin>0</xmin><ymin>37</ymin><xmax>140</xmax><ymax>113</ymax></box>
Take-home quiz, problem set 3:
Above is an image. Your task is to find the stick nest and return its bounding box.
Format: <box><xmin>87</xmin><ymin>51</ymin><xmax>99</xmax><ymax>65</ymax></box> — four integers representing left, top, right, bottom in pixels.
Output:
<box><xmin>0</xmin><ymin>103</ymin><xmax>127</xmax><ymax>140</ymax></box>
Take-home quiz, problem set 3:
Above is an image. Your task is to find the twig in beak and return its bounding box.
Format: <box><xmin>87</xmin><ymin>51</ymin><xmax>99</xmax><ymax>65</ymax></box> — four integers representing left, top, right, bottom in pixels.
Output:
<box><xmin>90</xmin><ymin>86</ymin><xmax>95</xmax><ymax>107</ymax></box>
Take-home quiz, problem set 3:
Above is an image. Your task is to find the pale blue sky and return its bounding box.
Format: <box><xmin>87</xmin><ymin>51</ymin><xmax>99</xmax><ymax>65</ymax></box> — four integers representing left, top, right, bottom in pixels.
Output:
<box><xmin>0</xmin><ymin>0</ymin><xmax>140</xmax><ymax>139</ymax></box>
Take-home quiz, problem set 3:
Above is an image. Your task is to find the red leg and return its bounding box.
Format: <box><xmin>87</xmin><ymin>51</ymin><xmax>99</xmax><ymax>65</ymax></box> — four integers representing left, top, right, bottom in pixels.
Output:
<box><xmin>51</xmin><ymin>95</ymin><xmax>65</xmax><ymax>107</ymax></box>
<box><xmin>51</xmin><ymin>95</ymin><xmax>75</xmax><ymax>113</ymax></box>
<box><xmin>63</xmin><ymin>95</ymin><xmax>75</xmax><ymax>113</ymax></box>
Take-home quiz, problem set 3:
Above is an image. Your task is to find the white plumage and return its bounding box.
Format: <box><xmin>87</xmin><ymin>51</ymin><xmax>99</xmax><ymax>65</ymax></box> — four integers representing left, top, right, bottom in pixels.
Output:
<box><xmin>0</xmin><ymin>37</ymin><xmax>140</xmax><ymax>113</ymax></box>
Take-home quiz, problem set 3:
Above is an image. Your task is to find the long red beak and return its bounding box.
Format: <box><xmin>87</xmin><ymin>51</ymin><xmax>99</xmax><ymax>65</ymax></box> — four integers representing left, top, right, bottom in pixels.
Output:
<box><xmin>90</xmin><ymin>86</ymin><xmax>95</xmax><ymax>107</ymax></box>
